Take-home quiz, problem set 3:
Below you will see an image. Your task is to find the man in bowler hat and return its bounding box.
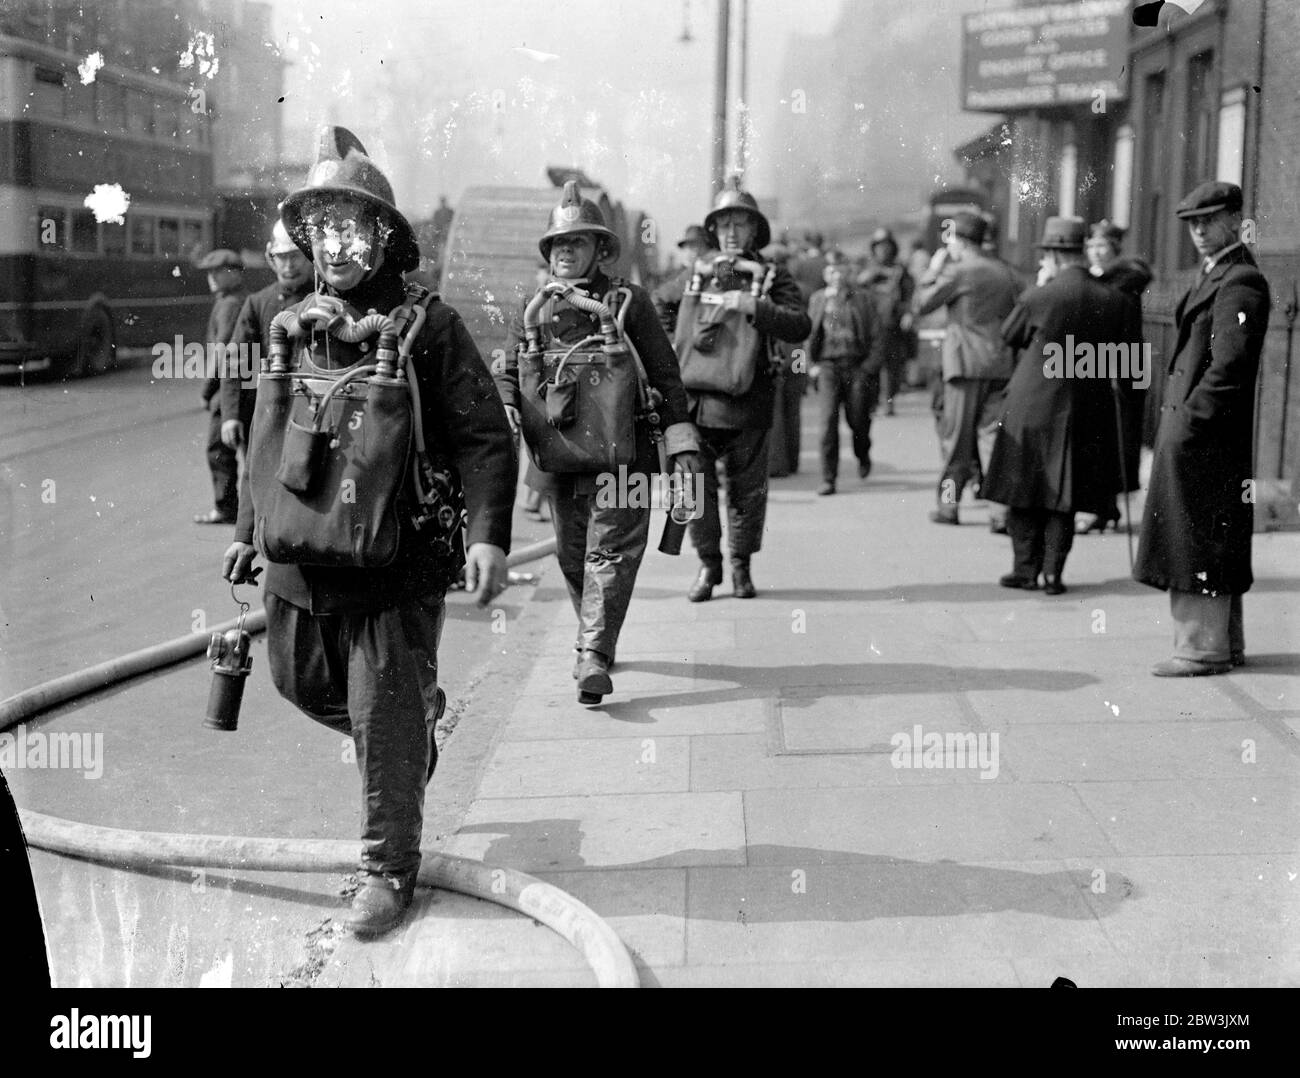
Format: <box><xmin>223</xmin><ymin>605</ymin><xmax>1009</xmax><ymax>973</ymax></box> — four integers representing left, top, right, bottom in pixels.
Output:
<box><xmin>982</xmin><ymin>216</ymin><xmax>1139</xmax><ymax>594</ymax></box>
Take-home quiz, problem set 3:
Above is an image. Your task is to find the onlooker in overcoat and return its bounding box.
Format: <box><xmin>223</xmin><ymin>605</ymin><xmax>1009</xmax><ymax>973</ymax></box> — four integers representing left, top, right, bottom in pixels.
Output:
<box><xmin>982</xmin><ymin>216</ymin><xmax>1141</xmax><ymax>594</ymax></box>
<box><xmin>1134</xmin><ymin>181</ymin><xmax>1271</xmax><ymax>676</ymax></box>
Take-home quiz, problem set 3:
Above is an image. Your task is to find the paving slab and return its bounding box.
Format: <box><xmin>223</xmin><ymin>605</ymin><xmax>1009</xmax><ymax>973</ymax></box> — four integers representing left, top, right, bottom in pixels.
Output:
<box><xmin>476</xmin><ymin>736</ymin><xmax>691</xmax><ymax>798</ymax></box>
<box><xmin>742</xmin><ymin>784</ymin><xmax>1115</xmax><ymax>862</ymax></box>
<box><xmin>689</xmin><ymin>732</ymin><xmax>998</xmax><ymax>790</ymax></box>
<box><xmin>965</xmin><ymin>676</ymin><xmax>1249</xmax><ymax>726</ymax></box>
<box><xmin>987</xmin><ymin>720</ymin><xmax>1300</xmax><ymax>782</ymax></box>
<box><xmin>1062</xmin><ymin>854</ymin><xmax>1299</xmax><ymax>959</ymax></box>
<box><xmin>1074</xmin><ymin>778</ymin><xmax>1300</xmax><ymax>856</ymax></box>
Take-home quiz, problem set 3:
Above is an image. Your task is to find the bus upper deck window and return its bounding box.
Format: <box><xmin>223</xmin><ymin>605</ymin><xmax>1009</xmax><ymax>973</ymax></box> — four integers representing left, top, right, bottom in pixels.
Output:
<box><xmin>70</xmin><ymin>209</ymin><xmax>98</xmax><ymax>255</ymax></box>
<box><xmin>129</xmin><ymin>215</ymin><xmax>155</xmax><ymax>257</ymax></box>
<box><xmin>181</xmin><ymin>219</ymin><xmax>204</xmax><ymax>257</ymax></box>
<box><xmin>157</xmin><ymin>218</ymin><xmax>180</xmax><ymax>257</ymax></box>
<box><xmin>103</xmin><ymin>220</ymin><xmax>126</xmax><ymax>258</ymax></box>
<box><xmin>33</xmin><ymin>66</ymin><xmax>65</xmax><ymax>118</ymax></box>
<box><xmin>37</xmin><ymin>206</ymin><xmax>66</xmax><ymax>250</ymax></box>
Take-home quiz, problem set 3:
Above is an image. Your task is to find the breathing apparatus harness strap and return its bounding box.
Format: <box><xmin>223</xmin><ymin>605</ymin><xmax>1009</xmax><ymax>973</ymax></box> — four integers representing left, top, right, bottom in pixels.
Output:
<box><xmin>388</xmin><ymin>283</ymin><xmax>448</xmax><ymax>508</ymax></box>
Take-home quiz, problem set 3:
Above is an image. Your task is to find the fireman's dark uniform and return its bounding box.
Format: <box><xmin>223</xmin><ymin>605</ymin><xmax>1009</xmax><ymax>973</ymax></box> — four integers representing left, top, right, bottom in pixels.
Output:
<box><xmin>683</xmin><ymin>187</ymin><xmax>810</xmax><ymax>593</ymax></box>
<box><xmin>497</xmin><ymin>268</ymin><xmax>694</xmax><ymax>667</ymax></box>
<box><xmin>219</xmin><ymin>276</ymin><xmax>312</xmax><ymax>447</ymax></box>
<box><xmin>235</xmin><ymin>128</ymin><xmax>515</xmax><ymax>903</ymax></box>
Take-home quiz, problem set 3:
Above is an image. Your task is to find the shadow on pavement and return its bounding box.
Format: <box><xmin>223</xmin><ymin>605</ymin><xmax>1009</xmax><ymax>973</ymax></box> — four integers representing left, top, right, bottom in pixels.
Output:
<box><xmin>592</xmin><ymin>660</ymin><xmax>1097</xmax><ymax>719</ymax></box>
<box><xmin>453</xmin><ymin>819</ymin><xmax>1135</xmax><ymax>923</ymax></box>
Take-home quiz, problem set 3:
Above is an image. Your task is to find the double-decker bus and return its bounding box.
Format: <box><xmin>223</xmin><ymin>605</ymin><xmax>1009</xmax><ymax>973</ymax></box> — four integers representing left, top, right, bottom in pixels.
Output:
<box><xmin>0</xmin><ymin>33</ymin><xmax>215</xmax><ymax>378</ymax></box>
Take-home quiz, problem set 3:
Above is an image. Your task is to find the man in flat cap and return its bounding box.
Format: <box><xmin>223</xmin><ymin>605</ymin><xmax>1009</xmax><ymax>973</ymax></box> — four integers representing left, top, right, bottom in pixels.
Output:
<box><xmin>1134</xmin><ymin>181</ymin><xmax>1271</xmax><ymax>676</ymax></box>
<box><xmin>195</xmin><ymin>248</ymin><xmax>246</xmax><ymax>524</ymax></box>
<box><xmin>914</xmin><ymin>211</ymin><xmax>1021</xmax><ymax>529</ymax></box>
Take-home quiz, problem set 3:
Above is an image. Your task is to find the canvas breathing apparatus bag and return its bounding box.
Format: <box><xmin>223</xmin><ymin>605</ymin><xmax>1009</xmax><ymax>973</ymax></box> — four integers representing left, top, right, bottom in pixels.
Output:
<box><xmin>246</xmin><ymin>283</ymin><xmax>465</xmax><ymax>574</ymax></box>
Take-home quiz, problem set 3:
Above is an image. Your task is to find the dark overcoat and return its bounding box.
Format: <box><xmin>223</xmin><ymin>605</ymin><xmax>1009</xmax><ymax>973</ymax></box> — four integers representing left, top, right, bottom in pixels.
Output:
<box><xmin>982</xmin><ymin>265</ymin><xmax>1141</xmax><ymax>516</ymax></box>
<box><xmin>1133</xmin><ymin>245</ymin><xmax>1271</xmax><ymax>595</ymax></box>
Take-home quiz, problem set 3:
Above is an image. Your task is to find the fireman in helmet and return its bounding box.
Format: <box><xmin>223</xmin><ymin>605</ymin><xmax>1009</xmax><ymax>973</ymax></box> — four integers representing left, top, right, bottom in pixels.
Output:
<box><xmin>496</xmin><ymin>181</ymin><xmax>700</xmax><ymax>704</ymax></box>
<box><xmin>222</xmin><ymin>127</ymin><xmax>516</xmax><ymax>937</ymax></box>
<box><xmin>682</xmin><ymin>180</ymin><xmax>811</xmax><ymax>601</ymax></box>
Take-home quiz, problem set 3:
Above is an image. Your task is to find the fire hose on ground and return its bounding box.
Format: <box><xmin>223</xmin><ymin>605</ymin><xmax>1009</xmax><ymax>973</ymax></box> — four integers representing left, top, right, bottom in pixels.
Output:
<box><xmin>3</xmin><ymin>535</ymin><xmax>642</xmax><ymax>987</ymax></box>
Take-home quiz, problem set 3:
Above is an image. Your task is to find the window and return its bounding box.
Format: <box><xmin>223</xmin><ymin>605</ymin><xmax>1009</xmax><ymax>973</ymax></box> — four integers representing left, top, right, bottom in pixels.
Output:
<box><xmin>97</xmin><ymin>80</ymin><xmax>126</xmax><ymax>133</ymax></box>
<box><xmin>126</xmin><ymin>88</ymin><xmax>153</xmax><ymax>137</ymax></box>
<box><xmin>157</xmin><ymin>217</ymin><xmax>181</xmax><ymax>257</ymax></box>
<box><xmin>1217</xmin><ymin>86</ymin><xmax>1247</xmax><ymax>188</ymax></box>
<box><xmin>102</xmin><ymin>220</ymin><xmax>126</xmax><ymax>258</ymax></box>
<box><xmin>33</xmin><ymin>66</ymin><xmax>65</xmax><ymax>118</ymax></box>
<box><xmin>67</xmin><ymin>75</ymin><xmax>95</xmax><ymax>124</ymax></box>
<box><xmin>1058</xmin><ymin>133</ymin><xmax>1078</xmax><ymax>219</ymax></box>
<box><xmin>37</xmin><ymin>205</ymin><xmax>65</xmax><ymax>249</ymax></box>
<box><xmin>1138</xmin><ymin>71</ymin><xmax>1166</xmax><ymax>265</ymax></box>
<box><xmin>1181</xmin><ymin>51</ymin><xmax>1216</xmax><ymax>266</ymax></box>
<box><xmin>181</xmin><ymin>218</ymin><xmax>205</xmax><ymax>257</ymax></box>
<box><xmin>70</xmin><ymin>209</ymin><xmax>98</xmax><ymax>254</ymax></box>
<box><xmin>160</xmin><ymin>99</ymin><xmax>181</xmax><ymax>142</ymax></box>
<box><xmin>97</xmin><ymin>81</ymin><xmax>126</xmax><ymax>133</ymax></box>
<box><xmin>1111</xmin><ymin>125</ymin><xmax>1136</xmax><ymax>229</ymax></box>
<box><xmin>129</xmin><ymin>214</ymin><xmax>155</xmax><ymax>256</ymax></box>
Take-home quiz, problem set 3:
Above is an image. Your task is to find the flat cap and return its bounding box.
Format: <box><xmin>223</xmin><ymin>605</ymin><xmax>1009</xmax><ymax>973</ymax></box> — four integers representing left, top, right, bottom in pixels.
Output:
<box><xmin>196</xmin><ymin>248</ymin><xmax>243</xmax><ymax>270</ymax></box>
<box><xmin>1175</xmin><ymin>180</ymin><xmax>1243</xmax><ymax>219</ymax></box>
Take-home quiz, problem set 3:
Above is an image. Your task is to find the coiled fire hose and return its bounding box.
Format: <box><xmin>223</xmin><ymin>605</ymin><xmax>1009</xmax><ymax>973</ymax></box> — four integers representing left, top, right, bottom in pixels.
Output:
<box><xmin>1</xmin><ymin>535</ymin><xmax>639</xmax><ymax>987</ymax></box>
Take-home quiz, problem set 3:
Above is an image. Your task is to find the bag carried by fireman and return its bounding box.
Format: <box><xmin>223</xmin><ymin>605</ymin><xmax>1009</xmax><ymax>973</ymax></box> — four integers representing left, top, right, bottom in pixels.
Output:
<box><xmin>515</xmin><ymin>279</ymin><xmax>659</xmax><ymax>474</ymax></box>
<box><xmin>246</xmin><ymin>283</ymin><xmax>465</xmax><ymax>573</ymax></box>
<box><xmin>674</xmin><ymin>255</ymin><xmax>777</xmax><ymax>397</ymax></box>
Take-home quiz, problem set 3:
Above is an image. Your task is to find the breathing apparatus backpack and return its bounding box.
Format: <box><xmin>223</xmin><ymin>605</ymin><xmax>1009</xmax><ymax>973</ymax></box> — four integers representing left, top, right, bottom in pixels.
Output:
<box><xmin>674</xmin><ymin>255</ymin><xmax>777</xmax><ymax>397</ymax></box>
<box><xmin>516</xmin><ymin>279</ymin><xmax>661</xmax><ymax>474</ymax></box>
<box><xmin>246</xmin><ymin>283</ymin><xmax>465</xmax><ymax>574</ymax></box>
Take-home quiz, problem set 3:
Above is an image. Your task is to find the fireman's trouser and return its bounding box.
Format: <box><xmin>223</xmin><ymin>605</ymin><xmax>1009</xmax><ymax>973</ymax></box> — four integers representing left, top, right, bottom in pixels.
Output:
<box><xmin>689</xmin><ymin>425</ymin><xmax>770</xmax><ymax>570</ymax></box>
<box><xmin>548</xmin><ymin>493</ymin><xmax>650</xmax><ymax>663</ymax></box>
<box><xmin>265</xmin><ymin>590</ymin><xmax>445</xmax><ymax>881</ymax></box>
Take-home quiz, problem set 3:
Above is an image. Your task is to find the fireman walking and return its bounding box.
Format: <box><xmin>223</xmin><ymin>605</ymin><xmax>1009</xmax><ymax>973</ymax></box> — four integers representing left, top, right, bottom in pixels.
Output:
<box><xmin>675</xmin><ymin>180</ymin><xmax>810</xmax><ymax>601</ymax></box>
<box><xmin>495</xmin><ymin>182</ymin><xmax>701</xmax><ymax>704</ymax></box>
